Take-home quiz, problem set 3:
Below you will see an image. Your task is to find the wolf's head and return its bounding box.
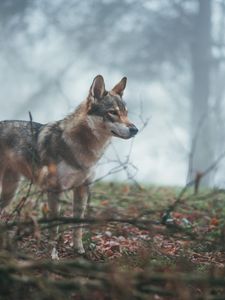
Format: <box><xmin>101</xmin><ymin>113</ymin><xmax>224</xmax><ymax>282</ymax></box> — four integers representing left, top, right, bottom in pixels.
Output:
<box><xmin>86</xmin><ymin>75</ymin><xmax>138</xmax><ymax>139</ymax></box>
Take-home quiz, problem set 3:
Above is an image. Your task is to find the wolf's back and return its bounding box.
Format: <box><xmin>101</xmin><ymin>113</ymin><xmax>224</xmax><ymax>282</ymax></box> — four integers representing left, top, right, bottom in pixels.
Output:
<box><xmin>0</xmin><ymin>120</ymin><xmax>43</xmax><ymax>163</ymax></box>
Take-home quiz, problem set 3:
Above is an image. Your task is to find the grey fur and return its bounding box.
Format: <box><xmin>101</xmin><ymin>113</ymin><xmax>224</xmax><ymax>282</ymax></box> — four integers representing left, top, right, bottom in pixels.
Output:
<box><xmin>0</xmin><ymin>75</ymin><xmax>138</xmax><ymax>254</ymax></box>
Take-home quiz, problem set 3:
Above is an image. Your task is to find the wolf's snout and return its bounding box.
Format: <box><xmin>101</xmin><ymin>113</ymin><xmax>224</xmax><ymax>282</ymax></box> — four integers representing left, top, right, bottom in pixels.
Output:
<box><xmin>129</xmin><ymin>125</ymin><xmax>138</xmax><ymax>137</ymax></box>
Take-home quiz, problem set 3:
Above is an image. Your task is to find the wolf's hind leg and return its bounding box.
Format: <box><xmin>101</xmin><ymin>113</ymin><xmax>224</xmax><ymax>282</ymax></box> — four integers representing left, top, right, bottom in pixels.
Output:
<box><xmin>0</xmin><ymin>169</ymin><xmax>20</xmax><ymax>210</ymax></box>
<box><xmin>73</xmin><ymin>184</ymin><xmax>89</xmax><ymax>254</ymax></box>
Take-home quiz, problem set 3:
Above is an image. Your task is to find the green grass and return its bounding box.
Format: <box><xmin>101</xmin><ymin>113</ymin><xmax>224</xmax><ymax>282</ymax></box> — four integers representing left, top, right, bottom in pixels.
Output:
<box><xmin>2</xmin><ymin>181</ymin><xmax>225</xmax><ymax>299</ymax></box>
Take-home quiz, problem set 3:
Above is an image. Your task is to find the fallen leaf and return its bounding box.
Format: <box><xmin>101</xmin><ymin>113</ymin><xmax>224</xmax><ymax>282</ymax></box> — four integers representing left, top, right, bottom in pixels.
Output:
<box><xmin>210</xmin><ymin>217</ymin><xmax>219</xmax><ymax>226</ymax></box>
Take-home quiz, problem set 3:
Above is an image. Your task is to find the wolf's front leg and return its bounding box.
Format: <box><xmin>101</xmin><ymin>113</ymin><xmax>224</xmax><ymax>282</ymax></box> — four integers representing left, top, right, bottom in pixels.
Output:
<box><xmin>47</xmin><ymin>191</ymin><xmax>59</xmax><ymax>240</ymax></box>
<box><xmin>73</xmin><ymin>184</ymin><xmax>89</xmax><ymax>254</ymax></box>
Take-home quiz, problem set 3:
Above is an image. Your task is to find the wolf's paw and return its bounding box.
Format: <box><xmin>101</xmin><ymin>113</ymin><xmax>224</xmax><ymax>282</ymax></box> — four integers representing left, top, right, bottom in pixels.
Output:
<box><xmin>77</xmin><ymin>247</ymin><xmax>85</xmax><ymax>255</ymax></box>
<box><xmin>51</xmin><ymin>246</ymin><xmax>59</xmax><ymax>261</ymax></box>
<box><xmin>73</xmin><ymin>241</ymin><xmax>85</xmax><ymax>254</ymax></box>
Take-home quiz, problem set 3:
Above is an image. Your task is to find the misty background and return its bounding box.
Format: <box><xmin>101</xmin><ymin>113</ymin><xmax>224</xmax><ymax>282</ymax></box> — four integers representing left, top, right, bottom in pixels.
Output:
<box><xmin>0</xmin><ymin>0</ymin><xmax>225</xmax><ymax>187</ymax></box>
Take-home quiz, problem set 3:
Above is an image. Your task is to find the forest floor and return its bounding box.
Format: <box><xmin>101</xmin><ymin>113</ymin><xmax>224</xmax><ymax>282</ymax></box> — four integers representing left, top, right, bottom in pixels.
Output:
<box><xmin>1</xmin><ymin>182</ymin><xmax>225</xmax><ymax>299</ymax></box>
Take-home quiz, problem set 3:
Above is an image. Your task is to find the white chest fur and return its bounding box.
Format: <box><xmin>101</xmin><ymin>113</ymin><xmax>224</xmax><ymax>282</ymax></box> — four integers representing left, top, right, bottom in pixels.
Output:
<box><xmin>57</xmin><ymin>161</ymin><xmax>90</xmax><ymax>190</ymax></box>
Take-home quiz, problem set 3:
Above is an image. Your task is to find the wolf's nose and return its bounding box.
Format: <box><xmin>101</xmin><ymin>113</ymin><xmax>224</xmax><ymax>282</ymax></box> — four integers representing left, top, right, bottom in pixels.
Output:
<box><xmin>129</xmin><ymin>125</ymin><xmax>138</xmax><ymax>136</ymax></box>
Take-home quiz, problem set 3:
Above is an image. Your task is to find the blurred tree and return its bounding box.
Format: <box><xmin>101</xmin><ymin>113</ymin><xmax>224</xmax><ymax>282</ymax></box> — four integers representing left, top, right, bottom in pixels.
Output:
<box><xmin>0</xmin><ymin>0</ymin><xmax>29</xmax><ymax>29</ymax></box>
<box><xmin>57</xmin><ymin>0</ymin><xmax>215</xmax><ymax>186</ymax></box>
<box><xmin>188</xmin><ymin>0</ymin><xmax>213</xmax><ymax>185</ymax></box>
<box><xmin>1</xmin><ymin>0</ymin><xmax>225</xmax><ymax>185</ymax></box>
<box><xmin>65</xmin><ymin>0</ymin><xmax>219</xmax><ymax>186</ymax></box>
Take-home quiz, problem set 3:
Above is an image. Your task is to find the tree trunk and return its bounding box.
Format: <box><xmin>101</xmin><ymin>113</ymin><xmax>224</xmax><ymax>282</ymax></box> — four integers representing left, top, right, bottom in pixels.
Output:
<box><xmin>188</xmin><ymin>0</ymin><xmax>213</xmax><ymax>186</ymax></box>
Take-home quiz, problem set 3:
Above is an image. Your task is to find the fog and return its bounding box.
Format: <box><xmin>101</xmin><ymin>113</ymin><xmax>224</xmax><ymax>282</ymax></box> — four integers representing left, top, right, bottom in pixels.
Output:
<box><xmin>0</xmin><ymin>0</ymin><xmax>225</xmax><ymax>187</ymax></box>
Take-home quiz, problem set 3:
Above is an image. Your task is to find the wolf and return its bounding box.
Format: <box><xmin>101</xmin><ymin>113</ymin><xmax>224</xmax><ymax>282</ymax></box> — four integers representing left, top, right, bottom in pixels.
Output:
<box><xmin>0</xmin><ymin>75</ymin><xmax>138</xmax><ymax>253</ymax></box>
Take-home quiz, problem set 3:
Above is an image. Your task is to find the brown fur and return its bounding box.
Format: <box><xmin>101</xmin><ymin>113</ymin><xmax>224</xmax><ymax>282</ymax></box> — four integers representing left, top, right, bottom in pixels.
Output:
<box><xmin>0</xmin><ymin>75</ymin><xmax>138</xmax><ymax>253</ymax></box>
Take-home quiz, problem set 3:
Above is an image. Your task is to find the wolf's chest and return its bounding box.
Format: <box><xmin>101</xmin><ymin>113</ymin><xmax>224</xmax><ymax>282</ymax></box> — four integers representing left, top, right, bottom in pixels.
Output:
<box><xmin>57</xmin><ymin>161</ymin><xmax>91</xmax><ymax>190</ymax></box>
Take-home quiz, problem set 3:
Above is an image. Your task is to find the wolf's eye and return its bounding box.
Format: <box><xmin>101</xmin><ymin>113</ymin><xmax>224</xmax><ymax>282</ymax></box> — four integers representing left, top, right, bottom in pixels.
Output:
<box><xmin>108</xmin><ymin>110</ymin><xmax>118</xmax><ymax>116</ymax></box>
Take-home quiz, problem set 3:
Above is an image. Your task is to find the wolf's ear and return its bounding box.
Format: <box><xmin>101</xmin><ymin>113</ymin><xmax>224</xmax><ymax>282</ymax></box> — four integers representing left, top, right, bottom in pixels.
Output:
<box><xmin>111</xmin><ymin>77</ymin><xmax>127</xmax><ymax>96</ymax></box>
<box><xmin>90</xmin><ymin>75</ymin><xmax>105</xmax><ymax>100</ymax></box>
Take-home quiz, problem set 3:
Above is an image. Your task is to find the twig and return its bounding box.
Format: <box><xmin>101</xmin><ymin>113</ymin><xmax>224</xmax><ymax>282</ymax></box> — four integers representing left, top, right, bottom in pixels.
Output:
<box><xmin>2</xmin><ymin>216</ymin><xmax>157</xmax><ymax>230</ymax></box>
<box><xmin>166</xmin><ymin>150</ymin><xmax>225</xmax><ymax>215</ymax></box>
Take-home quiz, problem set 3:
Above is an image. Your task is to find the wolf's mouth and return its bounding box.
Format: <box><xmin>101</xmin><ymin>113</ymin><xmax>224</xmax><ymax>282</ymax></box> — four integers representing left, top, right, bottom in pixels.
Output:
<box><xmin>111</xmin><ymin>130</ymin><xmax>121</xmax><ymax>137</ymax></box>
<box><xmin>111</xmin><ymin>130</ymin><xmax>130</xmax><ymax>139</ymax></box>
